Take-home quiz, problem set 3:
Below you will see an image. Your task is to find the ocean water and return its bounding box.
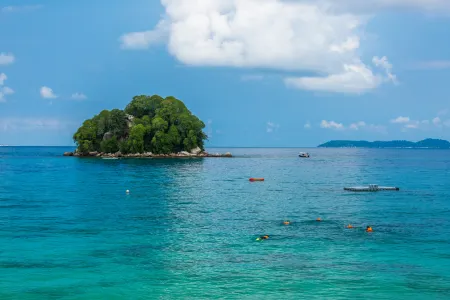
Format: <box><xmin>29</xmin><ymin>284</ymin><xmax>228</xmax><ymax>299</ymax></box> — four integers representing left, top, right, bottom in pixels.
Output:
<box><xmin>1</xmin><ymin>147</ymin><xmax>450</xmax><ymax>299</ymax></box>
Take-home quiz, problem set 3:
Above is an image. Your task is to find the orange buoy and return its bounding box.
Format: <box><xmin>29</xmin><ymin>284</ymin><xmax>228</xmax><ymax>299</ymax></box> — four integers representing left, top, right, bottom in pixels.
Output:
<box><xmin>316</xmin><ymin>218</ymin><xmax>322</xmax><ymax>222</ymax></box>
<box><xmin>366</xmin><ymin>226</ymin><xmax>373</xmax><ymax>232</ymax></box>
<box><xmin>249</xmin><ymin>178</ymin><xmax>264</xmax><ymax>182</ymax></box>
<box><xmin>347</xmin><ymin>224</ymin><xmax>353</xmax><ymax>229</ymax></box>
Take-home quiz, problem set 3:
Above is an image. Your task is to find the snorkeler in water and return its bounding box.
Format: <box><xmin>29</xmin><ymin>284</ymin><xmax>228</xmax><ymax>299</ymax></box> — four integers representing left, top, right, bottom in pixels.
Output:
<box><xmin>256</xmin><ymin>235</ymin><xmax>269</xmax><ymax>241</ymax></box>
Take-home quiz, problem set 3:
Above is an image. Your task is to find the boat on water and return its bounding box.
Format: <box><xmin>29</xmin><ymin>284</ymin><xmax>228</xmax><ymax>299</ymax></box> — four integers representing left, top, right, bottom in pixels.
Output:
<box><xmin>299</xmin><ymin>152</ymin><xmax>310</xmax><ymax>158</ymax></box>
<box><xmin>344</xmin><ymin>184</ymin><xmax>400</xmax><ymax>192</ymax></box>
<box><xmin>102</xmin><ymin>157</ymin><xmax>119</xmax><ymax>160</ymax></box>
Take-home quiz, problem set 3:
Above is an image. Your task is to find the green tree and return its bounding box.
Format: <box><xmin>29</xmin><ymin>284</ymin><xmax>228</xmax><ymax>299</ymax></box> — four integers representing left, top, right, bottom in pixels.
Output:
<box><xmin>100</xmin><ymin>136</ymin><xmax>119</xmax><ymax>153</ymax></box>
<box><xmin>109</xmin><ymin>109</ymin><xmax>128</xmax><ymax>137</ymax></box>
<box><xmin>124</xmin><ymin>95</ymin><xmax>164</xmax><ymax>118</ymax></box>
<box><xmin>151</xmin><ymin>131</ymin><xmax>173</xmax><ymax>154</ymax></box>
<box><xmin>128</xmin><ymin>124</ymin><xmax>147</xmax><ymax>153</ymax></box>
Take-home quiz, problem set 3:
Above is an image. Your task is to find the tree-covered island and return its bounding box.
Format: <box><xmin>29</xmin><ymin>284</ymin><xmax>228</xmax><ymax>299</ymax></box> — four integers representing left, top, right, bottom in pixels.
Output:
<box><xmin>64</xmin><ymin>95</ymin><xmax>231</xmax><ymax>158</ymax></box>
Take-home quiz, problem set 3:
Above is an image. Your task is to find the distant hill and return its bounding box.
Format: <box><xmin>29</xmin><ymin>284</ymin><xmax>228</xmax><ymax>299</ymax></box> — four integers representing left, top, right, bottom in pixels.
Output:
<box><xmin>318</xmin><ymin>138</ymin><xmax>450</xmax><ymax>149</ymax></box>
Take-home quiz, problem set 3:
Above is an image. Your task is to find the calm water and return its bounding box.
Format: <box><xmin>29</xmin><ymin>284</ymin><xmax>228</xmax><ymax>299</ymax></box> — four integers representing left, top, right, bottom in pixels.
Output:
<box><xmin>1</xmin><ymin>147</ymin><xmax>450</xmax><ymax>299</ymax></box>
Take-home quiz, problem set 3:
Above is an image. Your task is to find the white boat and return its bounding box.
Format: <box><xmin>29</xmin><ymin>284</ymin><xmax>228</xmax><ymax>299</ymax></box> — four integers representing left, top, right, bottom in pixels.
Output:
<box><xmin>299</xmin><ymin>152</ymin><xmax>310</xmax><ymax>158</ymax></box>
<box><xmin>344</xmin><ymin>184</ymin><xmax>400</xmax><ymax>192</ymax></box>
<box><xmin>102</xmin><ymin>157</ymin><xmax>119</xmax><ymax>160</ymax></box>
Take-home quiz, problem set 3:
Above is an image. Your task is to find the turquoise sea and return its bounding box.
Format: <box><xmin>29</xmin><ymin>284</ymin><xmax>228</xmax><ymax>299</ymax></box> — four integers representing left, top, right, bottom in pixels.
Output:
<box><xmin>1</xmin><ymin>147</ymin><xmax>450</xmax><ymax>299</ymax></box>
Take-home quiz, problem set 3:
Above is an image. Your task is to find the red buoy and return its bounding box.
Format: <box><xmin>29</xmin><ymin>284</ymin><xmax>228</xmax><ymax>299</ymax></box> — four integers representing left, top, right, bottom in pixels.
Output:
<box><xmin>249</xmin><ymin>178</ymin><xmax>264</xmax><ymax>182</ymax></box>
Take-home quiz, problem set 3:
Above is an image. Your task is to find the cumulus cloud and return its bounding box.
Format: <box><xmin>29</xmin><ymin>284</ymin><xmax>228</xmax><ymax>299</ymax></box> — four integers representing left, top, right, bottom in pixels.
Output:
<box><xmin>432</xmin><ymin>117</ymin><xmax>441</xmax><ymax>126</ymax></box>
<box><xmin>0</xmin><ymin>73</ymin><xmax>7</xmax><ymax>86</ymax></box>
<box><xmin>285</xmin><ymin>62</ymin><xmax>389</xmax><ymax>94</ymax></box>
<box><xmin>404</xmin><ymin>123</ymin><xmax>419</xmax><ymax>129</ymax></box>
<box><xmin>40</xmin><ymin>86</ymin><xmax>58</xmax><ymax>99</ymax></box>
<box><xmin>320</xmin><ymin>120</ymin><xmax>344</xmax><ymax>130</ymax></box>
<box><xmin>0</xmin><ymin>53</ymin><xmax>15</xmax><ymax>65</ymax></box>
<box><xmin>349</xmin><ymin>121</ymin><xmax>366</xmax><ymax>130</ymax></box>
<box><xmin>267</xmin><ymin>121</ymin><xmax>280</xmax><ymax>133</ymax></box>
<box><xmin>71</xmin><ymin>92</ymin><xmax>87</xmax><ymax>100</ymax></box>
<box><xmin>120</xmin><ymin>0</ymin><xmax>402</xmax><ymax>94</ymax></box>
<box><xmin>391</xmin><ymin>116</ymin><xmax>410</xmax><ymax>124</ymax></box>
<box><xmin>120</xmin><ymin>21</ymin><xmax>168</xmax><ymax>49</ymax></box>
<box><xmin>0</xmin><ymin>73</ymin><xmax>14</xmax><ymax>103</ymax></box>
<box><xmin>373</xmin><ymin>56</ymin><xmax>398</xmax><ymax>84</ymax></box>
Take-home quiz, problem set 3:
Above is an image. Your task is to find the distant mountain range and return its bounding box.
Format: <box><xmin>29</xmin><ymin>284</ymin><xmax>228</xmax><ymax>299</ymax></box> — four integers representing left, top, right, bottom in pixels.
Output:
<box><xmin>318</xmin><ymin>138</ymin><xmax>450</xmax><ymax>149</ymax></box>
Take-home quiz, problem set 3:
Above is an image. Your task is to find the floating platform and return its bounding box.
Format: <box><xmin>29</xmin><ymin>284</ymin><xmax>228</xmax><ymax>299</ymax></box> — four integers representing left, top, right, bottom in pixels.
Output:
<box><xmin>344</xmin><ymin>184</ymin><xmax>399</xmax><ymax>192</ymax></box>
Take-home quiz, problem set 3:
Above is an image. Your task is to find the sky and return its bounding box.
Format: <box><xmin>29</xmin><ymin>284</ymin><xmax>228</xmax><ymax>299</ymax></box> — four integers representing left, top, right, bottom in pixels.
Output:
<box><xmin>1</xmin><ymin>0</ymin><xmax>450</xmax><ymax>147</ymax></box>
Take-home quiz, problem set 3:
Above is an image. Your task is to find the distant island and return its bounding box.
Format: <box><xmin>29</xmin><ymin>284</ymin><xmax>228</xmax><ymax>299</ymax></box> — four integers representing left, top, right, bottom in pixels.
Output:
<box><xmin>318</xmin><ymin>138</ymin><xmax>450</xmax><ymax>149</ymax></box>
<box><xmin>65</xmin><ymin>95</ymin><xmax>231</xmax><ymax>158</ymax></box>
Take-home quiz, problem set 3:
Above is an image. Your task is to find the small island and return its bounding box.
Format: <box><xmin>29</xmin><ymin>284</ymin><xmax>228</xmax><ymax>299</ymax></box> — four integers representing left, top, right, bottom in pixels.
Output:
<box><xmin>318</xmin><ymin>138</ymin><xmax>450</xmax><ymax>149</ymax></box>
<box><xmin>64</xmin><ymin>95</ymin><xmax>231</xmax><ymax>158</ymax></box>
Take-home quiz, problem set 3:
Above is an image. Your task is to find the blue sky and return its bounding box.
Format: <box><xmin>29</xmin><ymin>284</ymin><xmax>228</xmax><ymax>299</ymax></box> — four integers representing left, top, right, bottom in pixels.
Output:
<box><xmin>1</xmin><ymin>0</ymin><xmax>450</xmax><ymax>146</ymax></box>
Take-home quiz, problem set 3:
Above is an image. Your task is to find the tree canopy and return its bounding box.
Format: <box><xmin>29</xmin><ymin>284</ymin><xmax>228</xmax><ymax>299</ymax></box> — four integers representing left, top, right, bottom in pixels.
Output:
<box><xmin>73</xmin><ymin>95</ymin><xmax>207</xmax><ymax>154</ymax></box>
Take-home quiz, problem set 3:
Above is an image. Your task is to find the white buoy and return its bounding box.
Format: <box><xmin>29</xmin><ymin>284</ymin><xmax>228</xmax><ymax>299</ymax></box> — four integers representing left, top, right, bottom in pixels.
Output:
<box><xmin>126</xmin><ymin>190</ymin><xmax>130</xmax><ymax>194</ymax></box>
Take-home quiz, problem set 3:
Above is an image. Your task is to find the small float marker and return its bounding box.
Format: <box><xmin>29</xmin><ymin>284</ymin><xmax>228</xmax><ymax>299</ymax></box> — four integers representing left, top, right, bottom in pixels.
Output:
<box><xmin>249</xmin><ymin>178</ymin><xmax>264</xmax><ymax>182</ymax></box>
<box><xmin>126</xmin><ymin>190</ymin><xmax>130</xmax><ymax>194</ymax></box>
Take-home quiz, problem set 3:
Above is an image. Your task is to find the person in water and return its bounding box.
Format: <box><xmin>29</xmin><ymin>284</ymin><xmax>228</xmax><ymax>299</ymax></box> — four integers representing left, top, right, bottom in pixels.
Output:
<box><xmin>347</xmin><ymin>224</ymin><xmax>353</xmax><ymax>229</ymax></box>
<box><xmin>316</xmin><ymin>218</ymin><xmax>321</xmax><ymax>222</ymax></box>
<box><xmin>283</xmin><ymin>220</ymin><xmax>290</xmax><ymax>225</ymax></box>
<box><xmin>256</xmin><ymin>235</ymin><xmax>269</xmax><ymax>241</ymax></box>
<box><xmin>366</xmin><ymin>226</ymin><xmax>373</xmax><ymax>232</ymax></box>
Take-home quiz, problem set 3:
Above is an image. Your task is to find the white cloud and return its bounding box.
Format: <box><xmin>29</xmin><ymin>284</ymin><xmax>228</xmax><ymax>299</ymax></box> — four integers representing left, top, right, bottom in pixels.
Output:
<box><xmin>432</xmin><ymin>117</ymin><xmax>441</xmax><ymax>126</ymax></box>
<box><xmin>391</xmin><ymin>116</ymin><xmax>410</xmax><ymax>124</ymax></box>
<box><xmin>373</xmin><ymin>56</ymin><xmax>398</xmax><ymax>84</ymax></box>
<box><xmin>349</xmin><ymin>121</ymin><xmax>366</xmax><ymax>130</ymax></box>
<box><xmin>267</xmin><ymin>121</ymin><xmax>280</xmax><ymax>133</ymax></box>
<box><xmin>0</xmin><ymin>73</ymin><xmax>7</xmax><ymax>85</ymax></box>
<box><xmin>71</xmin><ymin>92</ymin><xmax>87</xmax><ymax>100</ymax></box>
<box><xmin>40</xmin><ymin>86</ymin><xmax>58</xmax><ymax>99</ymax></box>
<box><xmin>1</xmin><ymin>5</ymin><xmax>43</xmax><ymax>13</ymax></box>
<box><xmin>119</xmin><ymin>21</ymin><xmax>168</xmax><ymax>50</ymax></box>
<box><xmin>0</xmin><ymin>73</ymin><xmax>13</xmax><ymax>103</ymax></box>
<box><xmin>304</xmin><ymin>122</ymin><xmax>312</xmax><ymax>129</ymax></box>
<box><xmin>285</xmin><ymin>60</ymin><xmax>397</xmax><ymax>94</ymax></box>
<box><xmin>320</xmin><ymin>120</ymin><xmax>344</xmax><ymax>130</ymax></box>
<box><xmin>0</xmin><ymin>53</ymin><xmax>15</xmax><ymax>65</ymax></box>
<box><xmin>405</xmin><ymin>123</ymin><xmax>419</xmax><ymax>129</ymax></box>
<box><xmin>2</xmin><ymin>86</ymin><xmax>14</xmax><ymax>95</ymax></box>
<box><xmin>121</xmin><ymin>0</ymin><xmax>402</xmax><ymax>94</ymax></box>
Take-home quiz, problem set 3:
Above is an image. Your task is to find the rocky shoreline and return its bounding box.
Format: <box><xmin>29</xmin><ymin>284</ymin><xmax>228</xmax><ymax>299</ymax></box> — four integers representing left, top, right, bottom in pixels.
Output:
<box><xmin>63</xmin><ymin>151</ymin><xmax>232</xmax><ymax>158</ymax></box>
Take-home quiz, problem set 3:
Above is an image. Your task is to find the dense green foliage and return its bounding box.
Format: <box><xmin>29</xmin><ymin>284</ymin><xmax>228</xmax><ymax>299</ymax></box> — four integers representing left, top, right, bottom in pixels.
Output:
<box><xmin>73</xmin><ymin>95</ymin><xmax>207</xmax><ymax>154</ymax></box>
<box><xmin>318</xmin><ymin>138</ymin><xmax>450</xmax><ymax>149</ymax></box>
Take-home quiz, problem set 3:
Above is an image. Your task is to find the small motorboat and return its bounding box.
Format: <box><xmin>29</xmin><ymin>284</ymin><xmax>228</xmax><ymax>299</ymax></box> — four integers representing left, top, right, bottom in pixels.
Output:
<box><xmin>299</xmin><ymin>152</ymin><xmax>310</xmax><ymax>158</ymax></box>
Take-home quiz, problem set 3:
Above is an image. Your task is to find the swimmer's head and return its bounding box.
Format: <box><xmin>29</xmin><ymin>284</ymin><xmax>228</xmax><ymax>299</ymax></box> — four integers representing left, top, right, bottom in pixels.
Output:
<box><xmin>347</xmin><ymin>224</ymin><xmax>353</xmax><ymax>228</ymax></box>
<box><xmin>316</xmin><ymin>218</ymin><xmax>321</xmax><ymax>222</ymax></box>
<box><xmin>262</xmin><ymin>235</ymin><xmax>269</xmax><ymax>239</ymax></box>
<box><xmin>366</xmin><ymin>226</ymin><xmax>373</xmax><ymax>232</ymax></box>
<box><xmin>283</xmin><ymin>221</ymin><xmax>290</xmax><ymax>225</ymax></box>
